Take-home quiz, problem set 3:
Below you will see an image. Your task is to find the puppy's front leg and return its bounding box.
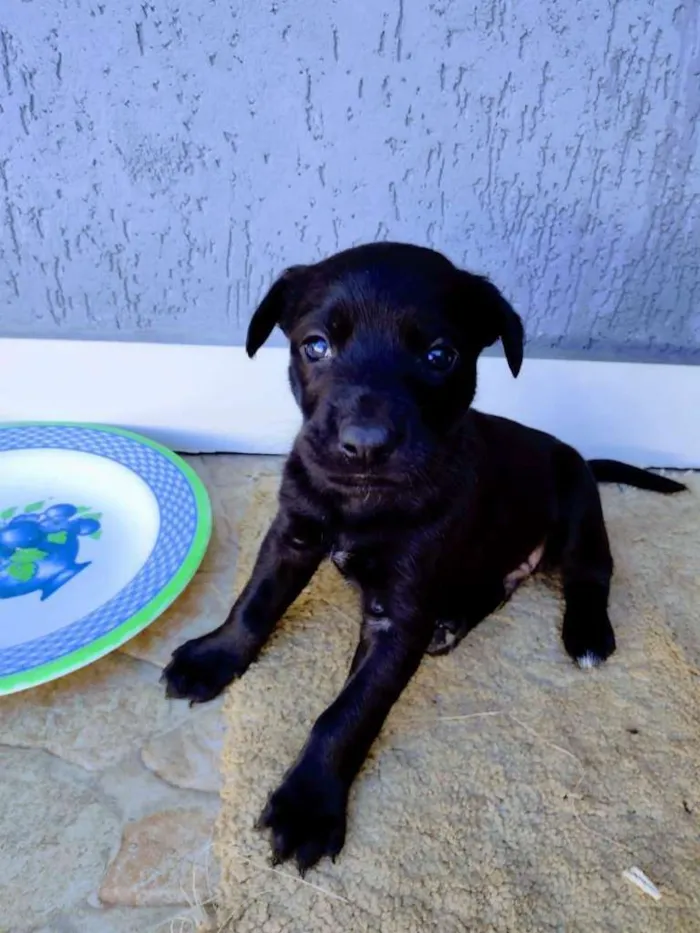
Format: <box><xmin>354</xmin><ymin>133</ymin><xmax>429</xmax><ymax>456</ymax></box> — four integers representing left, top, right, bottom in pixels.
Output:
<box><xmin>258</xmin><ymin>606</ymin><xmax>431</xmax><ymax>872</ymax></box>
<box><xmin>163</xmin><ymin>508</ymin><xmax>327</xmax><ymax>704</ymax></box>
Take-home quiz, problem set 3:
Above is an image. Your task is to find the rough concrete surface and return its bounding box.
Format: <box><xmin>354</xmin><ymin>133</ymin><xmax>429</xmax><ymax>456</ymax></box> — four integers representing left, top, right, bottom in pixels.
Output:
<box><xmin>1</xmin><ymin>1</ymin><xmax>699</xmax><ymax>360</ymax></box>
<box><xmin>215</xmin><ymin>472</ymin><xmax>700</xmax><ymax>933</ymax></box>
<box><xmin>0</xmin><ymin>454</ymin><xmax>269</xmax><ymax>933</ymax></box>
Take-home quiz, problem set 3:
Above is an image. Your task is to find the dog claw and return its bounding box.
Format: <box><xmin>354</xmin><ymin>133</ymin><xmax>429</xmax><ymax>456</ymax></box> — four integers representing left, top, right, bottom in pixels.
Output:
<box><xmin>161</xmin><ymin>634</ymin><xmax>248</xmax><ymax>704</ymax></box>
<box><xmin>257</xmin><ymin>766</ymin><xmax>348</xmax><ymax>872</ymax></box>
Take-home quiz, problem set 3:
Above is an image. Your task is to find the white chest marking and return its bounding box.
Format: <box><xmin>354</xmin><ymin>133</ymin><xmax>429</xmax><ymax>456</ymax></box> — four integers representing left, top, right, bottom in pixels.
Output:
<box><xmin>331</xmin><ymin>549</ymin><xmax>350</xmax><ymax>570</ymax></box>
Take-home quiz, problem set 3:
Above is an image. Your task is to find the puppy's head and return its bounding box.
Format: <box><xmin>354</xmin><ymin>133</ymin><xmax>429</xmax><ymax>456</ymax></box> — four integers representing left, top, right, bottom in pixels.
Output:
<box><xmin>246</xmin><ymin>243</ymin><xmax>524</xmax><ymax>489</ymax></box>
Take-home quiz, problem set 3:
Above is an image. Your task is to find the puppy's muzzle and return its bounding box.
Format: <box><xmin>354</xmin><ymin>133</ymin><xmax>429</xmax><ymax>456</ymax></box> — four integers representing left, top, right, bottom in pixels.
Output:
<box><xmin>337</xmin><ymin>419</ymin><xmax>400</xmax><ymax>466</ymax></box>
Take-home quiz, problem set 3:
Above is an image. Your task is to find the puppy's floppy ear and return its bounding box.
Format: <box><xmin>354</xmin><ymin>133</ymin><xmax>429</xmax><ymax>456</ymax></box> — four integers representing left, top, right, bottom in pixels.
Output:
<box><xmin>245</xmin><ymin>265</ymin><xmax>308</xmax><ymax>358</ymax></box>
<box><xmin>460</xmin><ymin>272</ymin><xmax>524</xmax><ymax>378</ymax></box>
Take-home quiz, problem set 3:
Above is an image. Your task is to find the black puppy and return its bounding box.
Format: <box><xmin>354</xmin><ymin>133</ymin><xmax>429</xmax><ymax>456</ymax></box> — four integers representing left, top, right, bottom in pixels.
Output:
<box><xmin>163</xmin><ymin>242</ymin><xmax>685</xmax><ymax>873</ymax></box>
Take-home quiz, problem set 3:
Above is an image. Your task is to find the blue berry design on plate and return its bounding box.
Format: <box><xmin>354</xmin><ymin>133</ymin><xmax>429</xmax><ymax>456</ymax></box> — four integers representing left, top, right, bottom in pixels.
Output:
<box><xmin>0</xmin><ymin>502</ymin><xmax>102</xmax><ymax>601</ymax></box>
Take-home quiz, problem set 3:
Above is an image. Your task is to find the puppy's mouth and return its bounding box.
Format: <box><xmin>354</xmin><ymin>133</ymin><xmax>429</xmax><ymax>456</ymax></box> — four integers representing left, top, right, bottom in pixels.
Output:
<box><xmin>324</xmin><ymin>471</ymin><xmax>401</xmax><ymax>489</ymax></box>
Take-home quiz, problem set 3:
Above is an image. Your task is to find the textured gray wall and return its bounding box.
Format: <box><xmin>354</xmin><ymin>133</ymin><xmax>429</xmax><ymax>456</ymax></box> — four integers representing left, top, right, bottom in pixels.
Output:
<box><xmin>1</xmin><ymin>0</ymin><xmax>699</xmax><ymax>361</ymax></box>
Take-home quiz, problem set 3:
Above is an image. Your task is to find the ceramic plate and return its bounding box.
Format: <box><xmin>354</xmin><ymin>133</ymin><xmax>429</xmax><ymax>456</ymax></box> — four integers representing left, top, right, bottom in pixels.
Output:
<box><xmin>0</xmin><ymin>423</ymin><xmax>211</xmax><ymax>695</ymax></box>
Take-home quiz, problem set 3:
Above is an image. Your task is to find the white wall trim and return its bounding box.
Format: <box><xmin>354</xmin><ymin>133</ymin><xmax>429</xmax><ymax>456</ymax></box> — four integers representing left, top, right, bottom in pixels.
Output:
<box><xmin>1</xmin><ymin>338</ymin><xmax>698</xmax><ymax>466</ymax></box>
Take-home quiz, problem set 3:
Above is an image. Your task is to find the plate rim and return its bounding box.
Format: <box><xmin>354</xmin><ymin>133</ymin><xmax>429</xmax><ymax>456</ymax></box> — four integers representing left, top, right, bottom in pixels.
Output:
<box><xmin>0</xmin><ymin>421</ymin><xmax>212</xmax><ymax>696</ymax></box>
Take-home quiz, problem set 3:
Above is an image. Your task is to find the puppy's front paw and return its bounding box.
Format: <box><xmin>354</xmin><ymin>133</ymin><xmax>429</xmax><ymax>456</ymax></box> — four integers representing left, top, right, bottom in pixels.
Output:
<box><xmin>257</xmin><ymin>765</ymin><xmax>348</xmax><ymax>873</ymax></box>
<box><xmin>162</xmin><ymin>633</ymin><xmax>247</xmax><ymax>704</ymax></box>
<box><xmin>562</xmin><ymin>608</ymin><xmax>616</xmax><ymax>669</ymax></box>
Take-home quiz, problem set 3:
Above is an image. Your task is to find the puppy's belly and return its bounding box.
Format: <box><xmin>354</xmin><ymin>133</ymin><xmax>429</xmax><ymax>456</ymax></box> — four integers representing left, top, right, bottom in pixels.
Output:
<box><xmin>503</xmin><ymin>542</ymin><xmax>545</xmax><ymax>595</ymax></box>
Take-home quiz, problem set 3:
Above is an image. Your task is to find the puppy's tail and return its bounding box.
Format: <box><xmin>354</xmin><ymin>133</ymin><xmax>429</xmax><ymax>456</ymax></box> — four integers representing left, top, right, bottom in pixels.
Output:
<box><xmin>588</xmin><ymin>459</ymin><xmax>687</xmax><ymax>494</ymax></box>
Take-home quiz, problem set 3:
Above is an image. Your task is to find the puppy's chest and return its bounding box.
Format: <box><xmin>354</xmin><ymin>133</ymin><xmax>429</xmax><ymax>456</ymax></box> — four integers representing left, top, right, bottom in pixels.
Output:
<box><xmin>329</xmin><ymin>531</ymin><xmax>545</xmax><ymax>595</ymax></box>
<box><xmin>328</xmin><ymin>531</ymin><xmax>483</xmax><ymax>589</ymax></box>
<box><xmin>329</xmin><ymin>535</ymin><xmax>386</xmax><ymax>588</ymax></box>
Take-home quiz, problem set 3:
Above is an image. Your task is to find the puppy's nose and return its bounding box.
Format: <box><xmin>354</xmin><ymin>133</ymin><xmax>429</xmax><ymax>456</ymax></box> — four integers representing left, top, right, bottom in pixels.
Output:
<box><xmin>338</xmin><ymin>422</ymin><xmax>396</xmax><ymax>463</ymax></box>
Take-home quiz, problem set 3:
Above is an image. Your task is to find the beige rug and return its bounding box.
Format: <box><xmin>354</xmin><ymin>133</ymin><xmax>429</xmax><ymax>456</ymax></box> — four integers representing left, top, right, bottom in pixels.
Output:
<box><xmin>214</xmin><ymin>474</ymin><xmax>700</xmax><ymax>933</ymax></box>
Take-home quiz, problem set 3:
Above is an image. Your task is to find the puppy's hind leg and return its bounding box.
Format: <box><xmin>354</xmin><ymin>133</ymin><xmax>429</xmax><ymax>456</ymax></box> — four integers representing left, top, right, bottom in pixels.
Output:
<box><xmin>554</xmin><ymin>448</ymin><xmax>616</xmax><ymax>669</ymax></box>
<box><xmin>426</xmin><ymin>580</ymin><xmax>507</xmax><ymax>657</ymax></box>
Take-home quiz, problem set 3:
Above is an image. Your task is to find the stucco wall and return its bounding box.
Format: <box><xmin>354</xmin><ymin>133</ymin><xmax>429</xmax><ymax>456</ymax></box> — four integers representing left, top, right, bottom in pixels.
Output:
<box><xmin>1</xmin><ymin>0</ymin><xmax>698</xmax><ymax>360</ymax></box>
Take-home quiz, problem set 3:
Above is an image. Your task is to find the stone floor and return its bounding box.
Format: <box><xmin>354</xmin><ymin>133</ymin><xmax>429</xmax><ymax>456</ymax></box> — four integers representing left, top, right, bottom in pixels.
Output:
<box><xmin>0</xmin><ymin>455</ymin><xmax>281</xmax><ymax>933</ymax></box>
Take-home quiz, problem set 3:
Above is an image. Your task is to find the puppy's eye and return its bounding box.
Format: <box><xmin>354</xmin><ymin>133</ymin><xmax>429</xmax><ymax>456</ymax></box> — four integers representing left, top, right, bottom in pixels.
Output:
<box><xmin>302</xmin><ymin>335</ymin><xmax>332</xmax><ymax>362</ymax></box>
<box><xmin>423</xmin><ymin>342</ymin><xmax>458</xmax><ymax>372</ymax></box>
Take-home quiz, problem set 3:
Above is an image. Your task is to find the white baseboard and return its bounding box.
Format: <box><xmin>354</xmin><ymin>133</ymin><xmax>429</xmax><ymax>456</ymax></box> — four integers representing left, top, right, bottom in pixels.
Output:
<box><xmin>0</xmin><ymin>338</ymin><xmax>698</xmax><ymax>466</ymax></box>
